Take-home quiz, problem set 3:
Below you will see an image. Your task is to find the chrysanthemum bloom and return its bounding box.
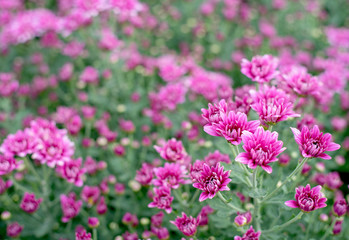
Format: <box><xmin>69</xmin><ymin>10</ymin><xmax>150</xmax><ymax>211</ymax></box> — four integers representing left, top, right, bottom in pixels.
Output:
<box><xmin>234</xmin><ymin>226</ymin><xmax>261</xmax><ymax>240</ymax></box>
<box><xmin>151</xmin><ymin>226</ymin><xmax>169</xmax><ymax>240</ymax></box>
<box><xmin>241</xmin><ymin>54</ymin><xmax>279</xmax><ymax>83</ymax></box>
<box><xmin>285</xmin><ymin>184</ymin><xmax>327</xmax><ymax>212</ymax></box>
<box><xmin>333</xmin><ymin>199</ymin><xmax>347</xmax><ymax>217</ymax></box>
<box><xmin>96</xmin><ymin>196</ymin><xmax>107</xmax><ymax>215</ymax></box>
<box><xmin>135</xmin><ymin>163</ymin><xmax>154</xmax><ymax>186</ymax></box>
<box><xmin>204</xmin><ymin>150</ymin><xmax>230</xmax><ymax>167</ymax></box>
<box><xmin>81</xmin><ymin>186</ymin><xmax>101</xmax><ymax>206</ymax></box>
<box><xmin>325</xmin><ymin>172</ymin><xmax>343</xmax><ymax>190</ymax></box>
<box><xmin>291</xmin><ymin>125</ymin><xmax>340</xmax><ymax>160</ymax></box>
<box><xmin>75</xmin><ymin>229</ymin><xmax>92</xmax><ymax>240</ymax></box>
<box><xmin>212</xmin><ymin>111</ymin><xmax>260</xmax><ymax>145</ymax></box>
<box><xmin>148</xmin><ymin>186</ymin><xmax>174</xmax><ymax>214</ymax></box>
<box><xmin>0</xmin><ymin>129</ymin><xmax>37</xmax><ymax>157</ymax></box>
<box><xmin>60</xmin><ymin>193</ymin><xmax>83</xmax><ymax>223</ymax></box>
<box><xmin>153</xmin><ymin>163</ymin><xmax>189</xmax><ymax>189</ymax></box>
<box><xmin>170</xmin><ymin>212</ymin><xmax>199</xmax><ymax>237</ymax></box>
<box><xmin>333</xmin><ymin>220</ymin><xmax>343</xmax><ymax>235</ymax></box>
<box><xmin>7</xmin><ymin>222</ymin><xmax>23</xmax><ymax>238</ymax></box>
<box><xmin>235</xmin><ymin>127</ymin><xmax>286</xmax><ymax>174</ymax></box>
<box><xmin>193</xmin><ymin>163</ymin><xmax>231</xmax><ymax>202</ymax></box>
<box><xmin>154</xmin><ymin>138</ymin><xmax>189</xmax><ymax>163</ymax></box>
<box><xmin>20</xmin><ymin>192</ymin><xmax>42</xmax><ymax>213</ymax></box>
<box><xmin>56</xmin><ymin>158</ymin><xmax>86</xmax><ymax>187</ymax></box>
<box><xmin>190</xmin><ymin>160</ymin><xmax>204</xmax><ymax>182</ymax></box>
<box><xmin>79</xmin><ymin>66</ymin><xmax>99</xmax><ymax>85</ymax></box>
<box><xmin>198</xmin><ymin>205</ymin><xmax>214</xmax><ymax>226</ymax></box>
<box><xmin>151</xmin><ymin>211</ymin><xmax>165</xmax><ymax>227</ymax></box>
<box><xmin>88</xmin><ymin>217</ymin><xmax>99</xmax><ymax>228</ymax></box>
<box><xmin>122</xmin><ymin>212</ymin><xmax>139</xmax><ymax>227</ymax></box>
<box><xmin>280</xmin><ymin>66</ymin><xmax>319</xmax><ymax>97</ymax></box>
<box><xmin>251</xmin><ymin>86</ymin><xmax>300</xmax><ymax>126</ymax></box>
<box><xmin>0</xmin><ymin>154</ymin><xmax>21</xmax><ymax>175</ymax></box>
<box><xmin>201</xmin><ymin>99</ymin><xmax>229</xmax><ymax>130</ymax></box>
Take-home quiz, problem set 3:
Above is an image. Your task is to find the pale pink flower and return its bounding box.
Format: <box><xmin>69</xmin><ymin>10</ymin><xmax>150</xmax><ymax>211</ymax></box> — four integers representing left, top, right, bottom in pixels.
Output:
<box><xmin>80</xmin><ymin>66</ymin><xmax>99</xmax><ymax>85</ymax></box>
<box><xmin>204</xmin><ymin>150</ymin><xmax>230</xmax><ymax>166</ymax></box>
<box><xmin>236</xmin><ymin>127</ymin><xmax>286</xmax><ymax>174</ymax></box>
<box><xmin>135</xmin><ymin>163</ymin><xmax>154</xmax><ymax>186</ymax></box>
<box><xmin>193</xmin><ymin>163</ymin><xmax>231</xmax><ymax>201</ymax></box>
<box><xmin>291</xmin><ymin>125</ymin><xmax>340</xmax><ymax>160</ymax></box>
<box><xmin>0</xmin><ymin>154</ymin><xmax>21</xmax><ymax>175</ymax></box>
<box><xmin>241</xmin><ymin>55</ymin><xmax>279</xmax><ymax>83</ymax></box>
<box><xmin>285</xmin><ymin>184</ymin><xmax>327</xmax><ymax>212</ymax></box>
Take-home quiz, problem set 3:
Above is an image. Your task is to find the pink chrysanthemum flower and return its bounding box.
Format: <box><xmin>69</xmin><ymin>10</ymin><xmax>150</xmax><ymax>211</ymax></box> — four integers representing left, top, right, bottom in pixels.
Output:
<box><xmin>251</xmin><ymin>86</ymin><xmax>300</xmax><ymax>125</ymax></box>
<box><xmin>241</xmin><ymin>54</ymin><xmax>279</xmax><ymax>83</ymax></box>
<box><xmin>60</xmin><ymin>193</ymin><xmax>82</xmax><ymax>223</ymax></box>
<box><xmin>135</xmin><ymin>163</ymin><xmax>154</xmax><ymax>186</ymax></box>
<box><xmin>280</xmin><ymin>66</ymin><xmax>319</xmax><ymax>97</ymax></box>
<box><xmin>170</xmin><ymin>212</ymin><xmax>199</xmax><ymax>237</ymax></box>
<box><xmin>204</xmin><ymin>150</ymin><xmax>230</xmax><ymax>166</ymax></box>
<box><xmin>148</xmin><ymin>186</ymin><xmax>174</xmax><ymax>214</ymax></box>
<box><xmin>81</xmin><ymin>186</ymin><xmax>101</xmax><ymax>206</ymax></box>
<box><xmin>20</xmin><ymin>192</ymin><xmax>42</xmax><ymax>213</ymax></box>
<box><xmin>285</xmin><ymin>184</ymin><xmax>327</xmax><ymax>212</ymax></box>
<box><xmin>154</xmin><ymin>138</ymin><xmax>189</xmax><ymax>164</ymax></box>
<box><xmin>291</xmin><ymin>125</ymin><xmax>340</xmax><ymax>160</ymax></box>
<box><xmin>56</xmin><ymin>158</ymin><xmax>86</xmax><ymax>187</ymax></box>
<box><xmin>0</xmin><ymin>154</ymin><xmax>21</xmax><ymax>176</ymax></box>
<box><xmin>6</xmin><ymin>222</ymin><xmax>23</xmax><ymax>238</ymax></box>
<box><xmin>190</xmin><ymin>160</ymin><xmax>204</xmax><ymax>182</ymax></box>
<box><xmin>153</xmin><ymin>163</ymin><xmax>189</xmax><ymax>189</ymax></box>
<box><xmin>201</xmin><ymin>99</ymin><xmax>229</xmax><ymax>128</ymax></box>
<box><xmin>193</xmin><ymin>163</ymin><xmax>231</xmax><ymax>202</ymax></box>
<box><xmin>234</xmin><ymin>226</ymin><xmax>261</xmax><ymax>240</ymax></box>
<box><xmin>212</xmin><ymin>111</ymin><xmax>260</xmax><ymax>145</ymax></box>
<box><xmin>236</xmin><ymin>127</ymin><xmax>286</xmax><ymax>174</ymax></box>
<box><xmin>0</xmin><ymin>129</ymin><xmax>37</xmax><ymax>157</ymax></box>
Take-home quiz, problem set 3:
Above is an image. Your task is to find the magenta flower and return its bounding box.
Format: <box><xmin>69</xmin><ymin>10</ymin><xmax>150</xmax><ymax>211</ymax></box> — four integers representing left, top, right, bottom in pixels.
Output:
<box><xmin>81</xmin><ymin>186</ymin><xmax>101</xmax><ymax>206</ymax></box>
<box><xmin>79</xmin><ymin>66</ymin><xmax>99</xmax><ymax>85</ymax></box>
<box><xmin>96</xmin><ymin>196</ymin><xmax>107</xmax><ymax>215</ymax></box>
<box><xmin>135</xmin><ymin>163</ymin><xmax>154</xmax><ymax>186</ymax></box>
<box><xmin>251</xmin><ymin>86</ymin><xmax>300</xmax><ymax>125</ymax></box>
<box><xmin>241</xmin><ymin>54</ymin><xmax>279</xmax><ymax>83</ymax></box>
<box><xmin>204</xmin><ymin>150</ymin><xmax>230</xmax><ymax>167</ymax></box>
<box><xmin>88</xmin><ymin>218</ymin><xmax>99</xmax><ymax>230</ymax></box>
<box><xmin>154</xmin><ymin>138</ymin><xmax>189</xmax><ymax>163</ymax></box>
<box><xmin>75</xmin><ymin>229</ymin><xmax>92</xmax><ymax>240</ymax></box>
<box><xmin>7</xmin><ymin>222</ymin><xmax>23</xmax><ymax>238</ymax></box>
<box><xmin>56</xmin><ymin>158</ymin><xmax>86</xmax><ymax>187</ymax></box>
<box><xmin>170</xmin><ymin>212</ymin><xmax>199</xmax><ymax>237</ymax></box>
<box><xmin>20</xmin><ymin>192</ymin><xmax>42</xmax><ymax>213</ymax></box>
<box><xmin>201</xmin><ymin>99</ymin><xmax>228</xmax><ymax>128</ymax></box>
<box><xmin>0</xmin><ymin>177</ymin><xmax>12</xmax><ymax>194</ymax></box>
<box><xmin>189</xmin><ymin>160</ymin><xmax>204</xmax><ymax>182</ymax></box>
<box><xmin>153</xmin><ymin>163</ymin><xmax>189</xmax><ymax>189</ymax></box>
<box><xmin>236</xmin><ymin>127</ymin><xmax>286</xmax><ymax>174</ymax></box>
<box><xmin>193</xmin><ymin>163</ymin><xmax>231</xmax><ymax>202</ymax></box>
<box><xmin>291</xmin><ymin>125</ymin><xmax>340</xmax><ymax>160</ymax></box>
<box><xmin>285</xmin><ymin>184</ymin><xmax>327</xmax><ymax>212</ymax></box>
<box><xmin>148</xmin><ymin>186</ymin><xmax>174</xmax><ymax>214</ymax></box>
<box><xmin>209</xmin><ymin>111</ymin><xmax>260</xmax><ymax>145</ymax></box>
<box><xmin>234</xmin><ymin>211</ymin><xmax>252</xmax><ymax>227</ymax></box>
<box><xmin>333</xmin><ymin>199</ymin><xmax>347</xmax><ymax>217</ymax></box>
<box><xmin>0</xmin><ymin>154</ymin><xmax>21</xmax><ymax>176</ymax></box>
<box><xmin>60</xmin><ymin>193</ymin><xmax>82</xmax><ymax>223</ymax></box>
<box><xmin>198</xmin><ymin>205</ymin><xmax>214</xmax><ymax>226</ymax></box>
<box><xmin>234</xmin><ymin>226</ymin><xmax>261</xmax><ymax>240</ymax></box>
<box><xmin>0</xmin><ymin>129</ymin><xmax>37</xmax><ymax>157</ymax></box>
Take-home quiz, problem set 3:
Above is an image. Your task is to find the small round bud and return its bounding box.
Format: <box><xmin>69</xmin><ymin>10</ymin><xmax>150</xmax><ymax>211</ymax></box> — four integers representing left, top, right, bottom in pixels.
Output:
<box><xmin>319</xmin><ymin>213</ymin><xmax>329</xmax><ymax>222</ymax></box>
<box><xmin>129</xmin><ymin>180</ymin><xmax>141</xmax><ymax>192</ymax></box>
<box><xmin>140</xmin><ymin>217</ymin><xmax>150</xmax><ymax>226</ymax></box>
<box><xmin>88</xmin><ymin>217</ymin><xmax>100</xmax><ymax>228</ymax></box>
<box><xmin>1</xmin><ymin>211</ymin><xmax>11</xmax><ymax>220</ymax></box>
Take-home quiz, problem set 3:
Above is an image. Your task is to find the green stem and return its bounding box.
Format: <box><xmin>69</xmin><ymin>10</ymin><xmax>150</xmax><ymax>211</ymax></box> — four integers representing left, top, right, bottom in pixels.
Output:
<box><xmin>173</xmin><ymin>189</ymin><xmax>188</xmax><ymax>208</ymax></box>
<box><xmin>263</xmin><ymin>212</ymin><xmax>304</xmax><ymax>234</ymax></box>
<box><xmin>320</xmin><ymin>217</ymin><xmax>338</xmax><ymax>240</ymax></box>
<box><xmin>252</xmin><ymin>168</ymin><xmax>261</xmax><ymax>231</ymax></box>
<box><xmin>305</xmin><ymin>212</ymin><xmax>315</xmax><ymax>240</ymax></box>
<box><xmin>217</xmin><ymin>192</ymin><xmax>244</xmax><ymax>212</ymax></box>
<box><xmin>93</xmin><ymin>228</ymin><xmax>98</xmax><ymax>240</ymax></box>
<box><xmin>229</xmin><ymin>144</ymin><xmax>252</xmax><ymax>187</ymax></box>
<box><xmin>189</xmin><ymin>189</ymin><xmax>200</xmax><ymax>206</ymax></box>
<box><xmin>262</xmin><ymin>157</ymin><xmax>309</xmax><ymax>203</ymax></box>
<box><xmin>24</xmin><ymin>157</ymin><xmax>41</xmax><ymax>180</ymax></box>
<box><xmin>9</xmin><ymin>175</ymin><xmax>32</xmax><ymax>193</ymax></box>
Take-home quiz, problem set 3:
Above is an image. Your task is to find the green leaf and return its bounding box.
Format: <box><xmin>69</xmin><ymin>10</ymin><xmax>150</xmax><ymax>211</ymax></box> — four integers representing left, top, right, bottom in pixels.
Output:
<box><xmin>248</xmin><ymin>189</ymin><xmax>267</xmax><ymax>198</ymax></box>
<box><xmin>34</xmin><ymin>216</ymin><xmax>54</xmax><ymax>238</ymax></box>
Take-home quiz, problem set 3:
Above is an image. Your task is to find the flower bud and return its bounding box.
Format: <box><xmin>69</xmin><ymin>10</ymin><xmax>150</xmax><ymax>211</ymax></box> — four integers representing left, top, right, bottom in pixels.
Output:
<box><xmin>140</xmin><ymin>217</ymin><xmax>150</xmax><ymax>226</ymax></box>
<box><xmin>333</xmin><ymin>199</ymin><xmax>347</xmax><ymax>217</ymax></box>
<box><xmin>319</xmin><ymin>213</ymin><xmax>329</xmax><ymax>222</ymax></box>
<box><xmin>333</xmin><ymin>220</ymin><xmax>343</xmax><ymax>235</ymax></box>
<box><xmin>1</xmin><ymin>211</ymin><xmax>11</xmax><ymax>220</ymax></box>
<box><xmin>234</xmin><ymin>215</ymin><xmax>247</xmax><ymax>227</ymax></box>
<box><xmin>88</xmin><ymin>217</ymin><xmax>100</xmax><ymax>228</ymax></box>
